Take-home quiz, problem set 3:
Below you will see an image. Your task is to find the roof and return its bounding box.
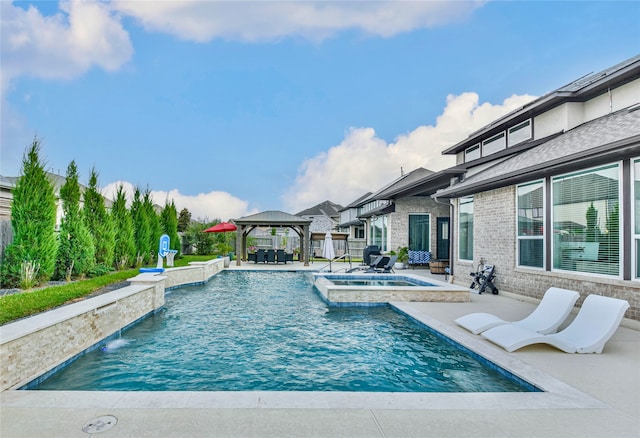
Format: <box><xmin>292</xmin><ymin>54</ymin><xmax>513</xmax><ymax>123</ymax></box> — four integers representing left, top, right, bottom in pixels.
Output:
<box><xmin>443</xmin><ymin>54</ymin><xmax>640</xmax><ymax>155</ymax></box>
<box><xmin>373</xmin><ymin>167</ymin><xmax>434</xmax><ymax>200</ymax></box>
<box><xmin>233</xmin><ymin>210</ymin><xmax>311</xmax><ymax>227</ymax></box>
<box><xmin>295</xmin><ymin>200</ymin><xmax>343</xmax><ymax>217</ymax></box>
<box><xmin>339</xmin><ymin>192</ymin><xmax>372</xmax><ymax>211</ymax></box>
<box><xmin>436</xmin><ymin>107</ymin><xmax>640</xmax><ymax>199</ymax></box>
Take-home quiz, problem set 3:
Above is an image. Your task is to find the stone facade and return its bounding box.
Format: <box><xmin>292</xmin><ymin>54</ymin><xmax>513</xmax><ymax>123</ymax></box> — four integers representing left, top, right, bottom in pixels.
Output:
<box><xmin>449</xmin><ymin>187</ymin><xmax>640</xmax><ymax>322</ymax></box>
<box><xmin>387</xmin><ymin>196</ymin><xmax>449</xmax><ymax>254</ymax></box>
<box><xmin>0</xmin><ymin>258</ymin><xmax>225</xmax><ymax>391</ymax></box>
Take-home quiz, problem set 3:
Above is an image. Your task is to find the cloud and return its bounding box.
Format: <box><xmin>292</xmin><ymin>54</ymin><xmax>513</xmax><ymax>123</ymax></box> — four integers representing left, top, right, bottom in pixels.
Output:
<box><xmin>101</xmin><ymin>180</ymin><xmax>257</xmax><ymax>223</ymax></box>
<box><xmin>282</xmin><ymin>92</ymin><xmax>537</xmax><ymax>212</ymax></box>
<box><xmin>0</xmin><ymin>0</ymin><xmax>133</xmax><ymax>93</ymax></box>
<box><xmin>112</xmin><ymin>0</ymin><xmax>484</xmax><ymax>42</ymax></box>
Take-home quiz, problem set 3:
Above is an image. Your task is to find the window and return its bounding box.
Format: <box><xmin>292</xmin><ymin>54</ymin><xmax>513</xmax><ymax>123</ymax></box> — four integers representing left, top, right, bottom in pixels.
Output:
<box><xmin>552</xmin><ymin>164</ymin><xmax>620</xmax><ymax>276</ymax></box>
<box><xmin>482</xmin><ymin>132</ymin><xmax>506</xmax><ymax>156</ymax></box>
<box><xmin>354</xmin><ymin>226</ymin><xmax>365</xmax><ymax>239</ymax></box>
<box><xmin>458</xmin><ymin>197</ymin><xmax>473</xmax><ymax>261</ymax></box>
<box><xmin>465</xmin><ymin>144</ymin><xmax>480</xmax><ymax>161</ymax></box>
<box><xmin>634</xmin><ymin>158</ymin><xmax>640</xmax><ymax>279</ymax></box>
<box><xmin>370</xmin><ymin>215</ymin><xmax>387</xmax><ymax>251</ymax></box>
<box><xmin>508</xmin><ymin>119</ymin><xmax>532</xmax><ymax>146</ymax></box>
<box><xmin>408</xmin><ymin>214</ymin><xmax>430</xmax><ymax>252</ymax></box>
<box><xmin>517</xmin><ymin>181</ymin><xmax>544</xmax><ymax>268</ymax></box>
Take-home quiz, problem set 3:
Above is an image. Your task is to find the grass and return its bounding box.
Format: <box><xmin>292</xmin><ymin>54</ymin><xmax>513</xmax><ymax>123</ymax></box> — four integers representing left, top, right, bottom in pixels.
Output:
<box><xmin>0</xmin><ymin>255</ymin><xmax>218</xmax><ymax>326</ymax></box>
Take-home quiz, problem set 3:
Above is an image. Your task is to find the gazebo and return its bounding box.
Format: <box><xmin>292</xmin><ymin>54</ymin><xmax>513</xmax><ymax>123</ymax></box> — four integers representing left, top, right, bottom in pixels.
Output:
<box><xmin>233</xmin><ymin>210</ymin><xmax>312</xmax><ymax>266</ymax></box>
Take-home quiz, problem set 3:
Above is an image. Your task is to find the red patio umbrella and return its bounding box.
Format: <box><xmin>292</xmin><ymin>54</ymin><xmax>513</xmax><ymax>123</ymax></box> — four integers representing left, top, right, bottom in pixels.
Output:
<box><xmin>203</xmin><ymin>221</ymin><xmax>237</xmax><ymax>233</ymax></box>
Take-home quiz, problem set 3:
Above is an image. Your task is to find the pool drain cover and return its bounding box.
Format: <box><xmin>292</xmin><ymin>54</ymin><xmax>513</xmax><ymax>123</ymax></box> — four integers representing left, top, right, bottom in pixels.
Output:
<box><xmin>82</xmin><ymin>415</ymin><xmax>118</xmax><ymax>434</ymax></box>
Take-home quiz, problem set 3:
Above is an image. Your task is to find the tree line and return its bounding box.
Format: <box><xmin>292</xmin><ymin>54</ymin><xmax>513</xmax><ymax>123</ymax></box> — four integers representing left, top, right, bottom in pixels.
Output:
<box><xmin>0</xmin><ymin>139</ymin><xmax>183</xmax><ymax>289</ymax></box>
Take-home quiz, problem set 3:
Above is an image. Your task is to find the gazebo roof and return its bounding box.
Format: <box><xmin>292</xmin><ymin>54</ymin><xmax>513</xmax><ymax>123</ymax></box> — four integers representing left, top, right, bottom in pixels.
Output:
<box><xmin>233</xmin><ymin>210</ymin><xmax>311</xmax><ymax>227</ymax></box>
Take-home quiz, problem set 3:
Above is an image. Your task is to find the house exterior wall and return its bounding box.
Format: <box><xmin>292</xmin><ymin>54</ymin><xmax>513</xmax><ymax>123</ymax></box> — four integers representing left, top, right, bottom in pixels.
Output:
<box><xmin>387</xmin><ymin>196</ymin><xmax>449</xmax><ymax>254</ymax></box>
<box><xmin>449</xmin><ymin>185</ymin><xmax>640</xmax><ymax>322</ymax></box>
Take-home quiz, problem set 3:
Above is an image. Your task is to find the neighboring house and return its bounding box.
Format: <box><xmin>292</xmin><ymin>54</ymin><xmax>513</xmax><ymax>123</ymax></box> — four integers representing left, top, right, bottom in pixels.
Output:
<box><xmin>431</xmin><ymin>55</ymin><xmax>640</xmax><ymax>321</ymax></box>
<box><xmin>296</xmin><ymin>200</ymin><xmax>343</xmax><ymax>234</ymax></box>
<box><xmin>349</xmin><ymin>168</ymin><xmax>452</xmax><ymax>258</ymax></box>
<box><xmin>337</xmin><ymin>192</ymin><xmax>370</xmax><ymax>256</ymax></box>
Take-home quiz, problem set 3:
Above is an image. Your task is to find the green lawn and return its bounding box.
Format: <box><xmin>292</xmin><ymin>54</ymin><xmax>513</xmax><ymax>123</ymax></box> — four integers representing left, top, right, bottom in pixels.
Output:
<box><xmin>0</xmin><ymin>255</ymin><xmax>216</xmax><ymax>326</ymax></box>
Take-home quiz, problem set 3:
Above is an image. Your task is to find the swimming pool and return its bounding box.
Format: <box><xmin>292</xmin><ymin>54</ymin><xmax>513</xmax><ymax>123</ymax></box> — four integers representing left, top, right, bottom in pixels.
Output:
<box><xmin>27</xmin><ymin>271</ymin><xmax>535</xmax><ymax>393</ymax></box>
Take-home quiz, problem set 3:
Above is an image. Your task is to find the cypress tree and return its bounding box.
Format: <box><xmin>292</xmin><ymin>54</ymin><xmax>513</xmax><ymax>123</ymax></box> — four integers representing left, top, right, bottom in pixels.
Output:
<box><xmin>1</xmin><ymin>139</ymin><xmax>58</xmax><ymax>288</ymax></box>
<box><xmin>131</xmin><ymin>187</ymin><xmax>151</xmax><ymax>265</ymax></box>
<box><xmin>55</xmin><ymin>161</ymin><xmax>95</xmax><ymax>280</ymax></box>
<box><xmin>83</xmin><ymin>167</ymin><xmax>115</xmax><ymax>270</ymax></box>
<box><xmin>111</xmin><ymin>184</ymin><xmax>136</xmax><ymax>270</ymax></box>
<box><xmin>160</xmin><ymin>199</ymin><xmax>181</xmax><ymax>254</ymax></box>
<box><xmin>143</xmin><ymin>188</ymin><xmax>162</xmax><ymax>260</ymax></box>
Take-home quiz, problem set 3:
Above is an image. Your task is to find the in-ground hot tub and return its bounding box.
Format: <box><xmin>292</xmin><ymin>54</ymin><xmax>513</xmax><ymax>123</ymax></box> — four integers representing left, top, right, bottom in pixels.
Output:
<box><xmin>313</xmin><ymin>273</ymin><xmax>469</xmax><ymax>305</ymax></box>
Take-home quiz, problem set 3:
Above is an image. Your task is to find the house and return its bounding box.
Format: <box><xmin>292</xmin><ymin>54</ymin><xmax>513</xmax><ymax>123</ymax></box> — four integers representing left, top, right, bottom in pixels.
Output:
<box><xmin>296</xmin><ymin>200</ymin><xmax>343</xmax><ymax>233</ymax></box>
<box><xmin>345</xmin><ymin>167</ymin><xmax>452</xmax><ymax>261</ymax></box>
<box><xmin>431</xmin><ymin>54</ymin><xmax>640</xmax><ymax>321</ymax></box>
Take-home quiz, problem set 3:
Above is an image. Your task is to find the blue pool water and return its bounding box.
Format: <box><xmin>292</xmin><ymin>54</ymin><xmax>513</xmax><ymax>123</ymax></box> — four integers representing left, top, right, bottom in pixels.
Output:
<box><xmin>31</xmin><ymin>271</ymin><xmax>533</xmax><ymax>392</ymax></box>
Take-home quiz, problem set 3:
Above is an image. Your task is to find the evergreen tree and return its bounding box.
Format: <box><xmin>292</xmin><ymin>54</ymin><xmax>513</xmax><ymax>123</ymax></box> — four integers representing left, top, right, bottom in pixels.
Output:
<box><xmin>160</xmin><ymin>199</ymin><xmax>181</xmax><ymax>254</ymax></box>
<box><xmin>55</xmin><ymin>160</ymin><xmax>96</xmax><ymax>280</ymax></box>
<box><xmin>1</xmin><ymin>138</ymin><xmax>58</xmax><ymax>288</ymax></box>
<box><xmin>83</xmin><ymin>167</ymin><xmax>115</xmax><ymax>270</ymax></box>
<box><xmin>143</xmin><ymin>188</ymin><xmax>162</xmax><ymax>260</ymax></box>
<box><xmin>177</xmin><ymin>208</ymin><xmax>191</xmax><ymax>232</ymax></box>
<box><xmin>130</xmin><ymin>186</ymin><xmax>151</xmax><ymax>265</ymax></box>
<box><xmin>111</xmin><ymin>184</ymin><xmax>136</xmax><ymax>270</ymax></box>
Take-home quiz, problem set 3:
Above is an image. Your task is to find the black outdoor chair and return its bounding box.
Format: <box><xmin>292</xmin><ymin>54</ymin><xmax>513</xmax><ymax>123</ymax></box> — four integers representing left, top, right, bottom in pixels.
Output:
<box><xmin>266</xmin><ymin>250</ymin><xmax>276</xmax><ymax>263</ymax></box>
<box><xmin>276</xmin><ymin>249</ymin><xmax>287</xmax><ymax>264</ymax></box>
<box><xmin>366</xmin><ymin>255</ymin><xmax>390</xmax><ymax>272</ymax></box>
<box><xmin>255</xmin><ymin>249</ymin><xmax>265</xmax><ymax>263</ymax></box>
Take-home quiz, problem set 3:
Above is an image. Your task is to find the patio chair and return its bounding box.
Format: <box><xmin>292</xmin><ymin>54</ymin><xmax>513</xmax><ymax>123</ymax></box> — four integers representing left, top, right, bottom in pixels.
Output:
<box><xmin>266</xmin><ymin>249</ymin><xmax>276</xmax><ymax>263</ymax></box>
<box><xmin>376</xmin><ymin>255</ymin><xmax>397</xmax><ymax>273</ymax></box>
<box><xmin>481</xmin><ymin>294</ymin><xmax>629</xmax><ymax>353</ymax></box>
<box><xmin>455</xmin><ymin>287</ymin><xmax>580</xmax><ymax>335</ymax></box>
<box><xmin>276</xmin><ymin>249</ymin><xmax>286</xmax><ymax>264</ymax></box>
<box><xmin>365</xmin><ymin>255</ymin><xmax>390</xmax><ymax>272</ymax></box>
<box><xmin>255</xmin><ymin>249</ymin><xmax>265</xmax><ymax>263</ymax></box>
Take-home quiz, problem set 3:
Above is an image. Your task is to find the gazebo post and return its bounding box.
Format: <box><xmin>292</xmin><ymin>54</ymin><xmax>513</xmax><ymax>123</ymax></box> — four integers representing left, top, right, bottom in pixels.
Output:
<box><xmin>236</xmin><ymin>226</ymin><xmax>243</xmax><ymax>266</ymax></box>
<box><xmin>303</xmin><ymin>225</ymin><xmax>310</xmax><ymax>266</ymax></box>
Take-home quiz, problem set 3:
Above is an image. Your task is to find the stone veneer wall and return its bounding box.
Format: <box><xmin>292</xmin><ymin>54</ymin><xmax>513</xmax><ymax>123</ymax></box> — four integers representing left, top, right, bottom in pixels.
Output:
<box><xmin>0</xmin><ymin>258</ymin><xmax>224</xmax><ymax>391</ymax></box>
<box><xmin>388</xmin><ymin>197</ymin><xmax>449</xmax><ymax>254</ymax></box>
<box><xmin>449</xmin><ymin>186</ymin><xmax>640</xmax><ymax>322</ymax></box>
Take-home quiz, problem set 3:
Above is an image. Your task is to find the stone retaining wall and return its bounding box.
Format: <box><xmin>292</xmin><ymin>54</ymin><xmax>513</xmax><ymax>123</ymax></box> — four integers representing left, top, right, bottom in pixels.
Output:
<box><xmin>0</xmin><ymin>258</ymin><xmax>224</xmax><ymax>391</ymax></box>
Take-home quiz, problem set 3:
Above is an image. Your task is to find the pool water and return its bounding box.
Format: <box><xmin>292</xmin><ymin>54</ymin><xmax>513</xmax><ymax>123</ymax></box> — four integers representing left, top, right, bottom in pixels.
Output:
<box><xmin>31</xmin><ymin>271</ymin><xmax>532</xmax><ymax>392</ymax></box>
<box><xmin>330</xmin><ymin>279</ymin><xmax>419</xmax><ymax>287</ymax></box>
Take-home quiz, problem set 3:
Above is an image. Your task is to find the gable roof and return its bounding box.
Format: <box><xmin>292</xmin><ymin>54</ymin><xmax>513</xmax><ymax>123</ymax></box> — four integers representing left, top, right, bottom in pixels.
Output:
<box><xmin>436</xmin><ymin>107</ymin><xmax>640</xmax><ymax>199</ymax></box>
<box><xmin>295</xmin><ymin>200</ymin><xmax>343</xmax><ymax>217</ymax></box>
<box><xmin>443</xmin><ymin>54</ymin><xmax>640</xmax><ymax>155</ymax></box>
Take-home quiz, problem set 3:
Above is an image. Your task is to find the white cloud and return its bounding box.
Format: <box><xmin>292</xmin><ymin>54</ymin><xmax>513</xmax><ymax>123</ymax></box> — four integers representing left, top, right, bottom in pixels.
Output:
<box><xmin>0</xmin><ymin>0</ymin><xmax>133</xmax><ymax>93</ymax></box>
<box><xmin>112</xmin><ymin>0</ymin><xmax>484</xmax><ymax>42</ymax></box>
<box><xmin>101</xmin><ymin>180</ymin><xmax>257</xmax><ymax>223</ymax></box>
<box><xmin>282</xmin><ymin>92</ymin><xmax>537</xmax><ymax>212</ymax></box>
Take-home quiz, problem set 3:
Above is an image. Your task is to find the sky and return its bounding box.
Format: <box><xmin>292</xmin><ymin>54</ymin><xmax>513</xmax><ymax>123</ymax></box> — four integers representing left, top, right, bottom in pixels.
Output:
<box><xmin>1</xmin><ymin>1</ymin><xmax>639</xmax><ymax>222</ymax></box>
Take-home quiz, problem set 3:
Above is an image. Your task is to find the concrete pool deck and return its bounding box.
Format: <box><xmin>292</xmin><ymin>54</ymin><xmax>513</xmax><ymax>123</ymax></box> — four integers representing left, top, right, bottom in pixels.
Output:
<box><xmin>1</xmin><ymin>262</ymin><xmax>639</xmax><ymax>437</ymax></box>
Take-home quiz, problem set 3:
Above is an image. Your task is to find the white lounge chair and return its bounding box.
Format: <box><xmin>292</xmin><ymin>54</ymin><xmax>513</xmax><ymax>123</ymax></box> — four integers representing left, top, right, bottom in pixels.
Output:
<box><xmin>454</xmin><ymin>287</ymin><xmax>580</xmax><ymax>335</ymax></box>
<box><xmin>481</xmin><ymin>294</ymin><xmax>629</xmax><ymax>353</ymax></box>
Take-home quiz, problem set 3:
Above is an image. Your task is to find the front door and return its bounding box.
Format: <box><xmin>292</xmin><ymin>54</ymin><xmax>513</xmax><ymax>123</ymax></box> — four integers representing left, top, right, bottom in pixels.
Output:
<box><xmin>436</xmin><ymin>217</ymin><xmax>450</xmax><ymax>260</ymax></box>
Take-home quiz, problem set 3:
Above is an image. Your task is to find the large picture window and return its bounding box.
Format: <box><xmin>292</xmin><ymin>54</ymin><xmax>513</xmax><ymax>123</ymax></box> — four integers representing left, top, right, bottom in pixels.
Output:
<box><xmin>517</xmin><ymin>181</ymin><xmax>544</xmax><ymax>268</ymax></box>
<box><xmin>408</xmin><ymin>214</ymin><xmax>430</xmax><ymax>252</ymax></box>
<box><xmin>458</xmin><ymin>197</ymin><xmax>473</xmax><ymax>261</ymax></box>
<box><xmin>552</xmin><ymin>164</ymin><xmax>620</xmax><ymax>276</ymax></box>
<box><xmin>370</xmin><ymin>215</ymin><xmax>387</xmax><ymax>252</ymax></box>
